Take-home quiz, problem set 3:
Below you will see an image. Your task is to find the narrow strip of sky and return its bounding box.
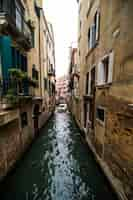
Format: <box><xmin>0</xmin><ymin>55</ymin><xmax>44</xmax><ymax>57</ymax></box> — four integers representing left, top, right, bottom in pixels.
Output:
<box><xmin>43</xmin><ymin>0</ymin><xmax>78</xmax><ymax>77</ymax></box>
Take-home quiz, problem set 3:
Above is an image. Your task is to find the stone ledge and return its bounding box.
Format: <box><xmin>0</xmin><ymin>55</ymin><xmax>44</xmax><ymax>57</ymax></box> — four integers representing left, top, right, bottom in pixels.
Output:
<box><xmin>85</xmin><ymin>134</ymin><xmax>128</xmax><ymax>200</ymax></box>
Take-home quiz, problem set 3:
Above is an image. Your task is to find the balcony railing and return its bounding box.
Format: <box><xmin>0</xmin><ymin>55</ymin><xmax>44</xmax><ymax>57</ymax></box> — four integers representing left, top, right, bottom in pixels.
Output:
<box><xmin>0</xmin><ymin>78</ymin><xmax>30</xmax><ymax>98</ymax></box>
<box><xmin>0</xmin><ymin>0</ymin><xmax>32</xmax><ymax>47</ymax></box>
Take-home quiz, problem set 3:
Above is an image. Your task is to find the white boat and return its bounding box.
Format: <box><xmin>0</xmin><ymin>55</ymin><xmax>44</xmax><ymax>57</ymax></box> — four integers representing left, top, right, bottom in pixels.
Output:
<box><xmin>57</xmin><ymin>104</ymin><xmax>67</xmax><ymax>112</ymax></box>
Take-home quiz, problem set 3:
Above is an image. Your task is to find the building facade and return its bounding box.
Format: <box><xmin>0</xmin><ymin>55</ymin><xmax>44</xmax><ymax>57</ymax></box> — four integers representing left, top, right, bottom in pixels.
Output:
<box><xmin>76</xmin><ymin>0</ymin><xmax>133</xmax><ymax>199</ymax></box>
<box><xmin>0</xmin><ymin>0</ymin><xmax>56</xmax><ymax>180</ymax></box>
<box><xmin>68</xmin><ymin>48</ymin><xmax>81</xmax><ymax>125</ymax></box>
<box><xmin>56</xmin><ymin>76</ymin><xmax>69</xmax><ymax>104</ymax></box>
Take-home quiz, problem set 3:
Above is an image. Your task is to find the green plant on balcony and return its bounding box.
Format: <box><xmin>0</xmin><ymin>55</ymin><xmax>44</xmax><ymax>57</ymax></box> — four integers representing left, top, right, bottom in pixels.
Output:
<box><xmin>9</xmin><ymin>68</ymin><xmax>28</xmax><ymax>93</ymax></box>
<box><xmin>9</xmin><ymin>68</ymin><xmax>28</xmax><ymax>81</ymax></box>
<box><xmin>4</xmin><ymin>68</ymin><xmax>29</xmax><ymax>105</ymax></box>
<box><xmin>5</xmin><ymin>88</ymin><xmax>19</xmax><ymax>105</ymax></box>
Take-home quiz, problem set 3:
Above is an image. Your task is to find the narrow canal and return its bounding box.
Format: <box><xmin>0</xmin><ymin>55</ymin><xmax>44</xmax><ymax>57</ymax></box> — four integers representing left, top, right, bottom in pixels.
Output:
<box><xmin>0</xmin><ymin>112</ymin><xmax>118</xmax><ymax>200</ymax></box>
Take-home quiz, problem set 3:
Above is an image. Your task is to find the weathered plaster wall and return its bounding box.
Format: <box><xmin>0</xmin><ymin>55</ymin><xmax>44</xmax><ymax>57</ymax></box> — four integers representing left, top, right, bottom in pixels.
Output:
<box><xmin>0</xmin><ymin>119</ymin><xmax>21</xmax><ymax>180</ymax></box>
<box><xmin>95</xmin><ymin>90</ymin><xmax>133</xmax><ymax>199</ymax></box>
<box><xmin>78</xmin><ymin>0</ymin><xmax>133</xmax><ymax>199</ymax></box>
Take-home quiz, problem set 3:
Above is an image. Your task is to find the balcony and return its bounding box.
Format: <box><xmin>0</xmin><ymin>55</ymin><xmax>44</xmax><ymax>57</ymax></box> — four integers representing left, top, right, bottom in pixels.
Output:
<box><xmin>0</xmin><ymin>76</ymin><xmax>32</xmax><ymax>104</ymax></box>
<box><xmin>0</xmin><ymin>0</ymin><xmax>32</xmax><ymax>49</ymax></box>
<box><xmin>0</xmin><ymin>109</ymin><xmax>18</xmax><ymax>126</ymax></box>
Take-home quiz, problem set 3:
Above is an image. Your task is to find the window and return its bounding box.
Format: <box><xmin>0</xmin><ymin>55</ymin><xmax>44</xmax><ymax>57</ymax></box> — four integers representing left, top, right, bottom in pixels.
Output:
<box><xmin>88</xmin><ymin>28</ymin><xmax>91</xmax><ymax>48</ymax></box>
<box><xmin>88</xmin><ymin>11</ymin><xmax>100</xmax><ymax>49</ymax></box>
<box><xmin>92</xmin><ymin>13</ymin><xmax>97</xmax><ymax>46</ymax></box>
<box><xmin>21</xmin><ymin>55</ymin><xmax>27</xmax><ymax>72</ymax></box>
<box><xmin>0</xmin><ymin>0</ymin><xmax>3</xmax><ymax>11</ymax></box>
<box><xmin>24</xmin><ymin>56</ymin><xmax>27</xmax><ymax>72</ymax></box>
<box><xmin>16</xmin><ymin>2</ymin><xmax>23</xmax><ymax>32</ymax></box>
<box><xmin>48</xmin><ymin>80</ymin><xmax>52</xmax><ymax>96</ymax></box>
<box><xmin>103</xmin><ymin>56</ymin><xmax>109</xmax><ymax>83</ymax></box>
<box><xmin>86</xmin><ymin>72</ymin><xmax>89</xmax><ymax>95</ymax></box>
<box><xmin>49</xmin><ymin>64</ymin><xmax>53</xmax><ymax>73</ymax></box>
<box><xmin>34</xmin><ymin>1</ymin><xmax>40</xmax><ymax>18</ymax></box>
<box><xmin>90</xmin><ymin>67</ymin><xmax>96</xmax><ymax>95</ymax></box>
<box><xmin>21</xmin><ymin>112</ymin><xmax>28</xmax><ymax>128</ymax></box>
<box><xmin>32</xmin><ymin>65</ymin><xmax>38</xmax><ymax>80</ymax></box>
<box><xmin>97</xmin><ymin>51</ymin><xmax>114</xmax><ymax>86</ymax></box>
<box><xmin>32</xmin><ymin>30</ymin><xmax>35</xmax><ymax>48</ymax></box>
<box><xmin>44</xmin><ymin>78</ymin><xmax>47</xmax><ymax>90</ymax></box>
<box><xmin>96</xmin><ymin>107</ymin><xmax>105</xmax><ymax>124</ymax></box>
<box><xmin>52</xmin><ymin>83</ymin><xmax>55</xmax><ymax>94</ymax></box>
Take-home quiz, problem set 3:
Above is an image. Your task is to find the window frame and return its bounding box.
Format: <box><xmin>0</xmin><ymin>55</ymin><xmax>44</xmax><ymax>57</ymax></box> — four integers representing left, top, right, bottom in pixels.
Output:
<box><xmin>96</xmin><ymin>106</ymin><xmax>106</xmax><ymax>126</ymax></box>
<box><xmin>88</xmin><ymin>10</ymin><xmax>100</xmax><ymax>50</ymax></box>
<box><xmin>97</xmin><ymin>51</ymin><xmax>114</xmax><ymax>86</ymax></box>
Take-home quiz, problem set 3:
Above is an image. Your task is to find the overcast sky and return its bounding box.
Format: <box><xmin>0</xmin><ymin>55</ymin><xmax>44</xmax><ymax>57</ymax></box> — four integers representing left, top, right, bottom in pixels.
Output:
<box><xmin>43</xmin><ymin>0</ymin><xmax>78</xmax><ymax>78</ymax></box>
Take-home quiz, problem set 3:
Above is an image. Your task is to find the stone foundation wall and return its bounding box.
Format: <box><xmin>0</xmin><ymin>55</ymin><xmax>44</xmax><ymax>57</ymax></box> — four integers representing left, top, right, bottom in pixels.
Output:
<box><xmin>0</xmin><ymin>119</ymin><xmax>21</xmax><ymax>180</ymax></box>
<box><xmin>0</xmin><ymin>103</ymin><xmax>55</xmax><ymax>181</ymax></box>
<box><xmin>95</xmin><ymin>93</ymin><xmax>133</xmax><ymax>199</ymax></box>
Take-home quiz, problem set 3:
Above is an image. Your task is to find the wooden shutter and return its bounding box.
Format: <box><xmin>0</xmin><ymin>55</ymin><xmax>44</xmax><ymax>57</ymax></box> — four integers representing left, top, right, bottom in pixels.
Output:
<box><xmin>97</xmin><ymin>62</ymin><xmax>104</xmax><ymax>85</ymax></box>
<box><xmin>108</xmin><ymin>51</ymin><xmax>114</xmax><ymax>83</ymax></box>
<box><xmin>96</xmin><ymin>12</ymin><xmax>100</xmax><ymax>41</ymax></box>
<box><xmin>88</xmin><ymin>72</ymin><xmax>91</xmax><ymax>94</ymax></box>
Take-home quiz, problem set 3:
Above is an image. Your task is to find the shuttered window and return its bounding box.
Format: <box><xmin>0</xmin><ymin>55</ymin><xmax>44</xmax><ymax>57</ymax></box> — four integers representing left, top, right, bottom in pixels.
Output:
<box><xmin>97</xmin><ymin>51</ymin><xmax>114</xmax><ymax>86</ymax></box>
<box><xmin>88</xmin><ymin>11</ymin><xmax>100</xmax><ymax>49</ymax></box>
<box><xmin>108</xmin><ymin>51</ymin><xmax>114</xmax><ymax>83</ymax></box>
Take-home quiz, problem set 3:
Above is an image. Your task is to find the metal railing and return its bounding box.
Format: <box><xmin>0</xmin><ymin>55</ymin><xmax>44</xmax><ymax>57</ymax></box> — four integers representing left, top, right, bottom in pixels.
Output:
<box><xmin>0</xmin><ymin>0</ymin><xmax>31</xmax><ymax>40</ymax></box>
<box><xmin>0</xmin><ymin>78</ymin><xmax>30</xmax><ymax>98</ymax></box>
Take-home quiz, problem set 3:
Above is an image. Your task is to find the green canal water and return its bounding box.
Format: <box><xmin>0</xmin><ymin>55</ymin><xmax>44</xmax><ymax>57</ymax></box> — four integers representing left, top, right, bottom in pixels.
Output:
<box><xmin>0</xmin><ymin>112</ymin><xmax>118</xmax><ymax>200</ymax></box>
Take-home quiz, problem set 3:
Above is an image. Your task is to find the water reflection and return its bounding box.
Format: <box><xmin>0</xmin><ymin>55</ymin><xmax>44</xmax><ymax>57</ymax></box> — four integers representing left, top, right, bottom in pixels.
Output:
<box><xmin>0</xmin><ymin>112</ymin><xmax>117</xmax><ymax>200</ymax></box>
